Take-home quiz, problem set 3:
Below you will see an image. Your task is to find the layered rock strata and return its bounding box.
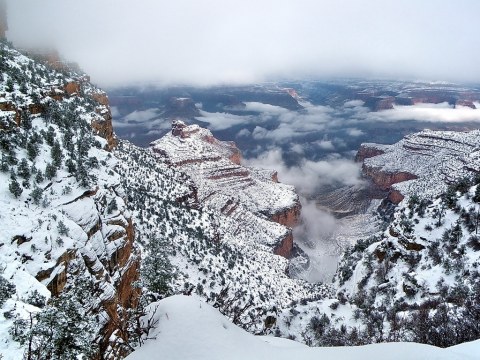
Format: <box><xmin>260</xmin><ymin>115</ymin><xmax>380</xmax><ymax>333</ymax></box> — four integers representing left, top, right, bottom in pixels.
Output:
<box><xmin>357</xmin><ymin>129</ymin><xmax>480</xmax><ymax>203</ymax></box>
<box><xmin>151</xmin><ymin>121</ymin><xmax>301</xmax><ymax>257</ymax></box>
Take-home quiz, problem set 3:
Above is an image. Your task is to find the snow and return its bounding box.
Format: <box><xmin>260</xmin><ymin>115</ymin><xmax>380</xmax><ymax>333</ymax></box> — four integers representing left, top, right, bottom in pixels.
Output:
<box><xmin>362</xmin><ymin>129</ymin><xmax>480</xmax><ymax>200</ymax></box>
<box><xmin>126</xmin><ymin>295</ymin><xmax>480</xmax><ymax>360</ymax></box>
<box><xmin>151</xmin><ymin>122</ymin><xmax>299</xmax><ymax>250</ymax></box>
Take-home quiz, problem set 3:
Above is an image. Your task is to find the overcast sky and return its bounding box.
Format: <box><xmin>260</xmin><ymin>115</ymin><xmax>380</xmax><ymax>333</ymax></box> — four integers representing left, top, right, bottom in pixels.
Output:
<box><xmin>5</xmin><ymin>0</ymin><xmax>480</xmax><ymax>87</ymax></box>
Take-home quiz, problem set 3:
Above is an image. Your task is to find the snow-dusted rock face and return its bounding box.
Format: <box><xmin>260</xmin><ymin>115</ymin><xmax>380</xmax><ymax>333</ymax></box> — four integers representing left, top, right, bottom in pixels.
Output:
<box><xmin>0</xmin><ymin>42</ymin><xmax>138</xmax><ymax>358</ymax></box>
<box><xmin>151</xmin><ymin>120</ymin><xmax>301</xmax><ymax>257</ymax></box>
<box><xmin>358</xmin><ymin>129</ymin><xmax>480</xmax><ymax>203</ymax></box>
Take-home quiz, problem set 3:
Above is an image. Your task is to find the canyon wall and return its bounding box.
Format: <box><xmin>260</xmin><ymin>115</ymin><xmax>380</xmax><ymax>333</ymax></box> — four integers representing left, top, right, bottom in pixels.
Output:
<box><xmin>357</xmin><ymin>130</ymin><xmax>480</xmax><ymax>203</ymax></box>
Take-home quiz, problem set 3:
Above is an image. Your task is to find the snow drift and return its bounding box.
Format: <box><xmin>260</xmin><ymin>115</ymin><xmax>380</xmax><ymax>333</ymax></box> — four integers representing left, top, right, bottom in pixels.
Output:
<box><xmin>126</xmin><ymin>295</ymin><xmax>480</xmax><ymax>360</ymax></box>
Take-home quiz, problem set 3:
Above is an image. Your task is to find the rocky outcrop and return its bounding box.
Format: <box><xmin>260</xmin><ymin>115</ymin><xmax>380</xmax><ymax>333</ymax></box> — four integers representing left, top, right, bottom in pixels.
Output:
<box><xmin>456</xmin><ymin>99</ymin><xmax>477</xmax><ymax>109</ymax></box>
<box><xmin>357</xmin><ymin>129</ymin><xmax>480</xmax><ymax>203</ymax></box>
<box><xmin>64</xmin><ymin>81</ymin><xmax>81</xmax><ymax>95</ymax></box>
<box><xmin>362</xmin><ymin>166</ymin><xmax>418</xmax><ymax>191</ymax></box>
<box><xmin>274</xmin><ymin>231</ymin><xmax>293</xmax><ymax>258</ymax></box>
<box><xmin>151</xmin><ymin>121</ymin><xmax>301</xmax><ymax>257</ymax></box>
<box><xmin>92</xmin><ymin>105</ymin><xmax>117</xmax><ymax>150</ymax></box>
<box><xmin>271</xmin><ymin>203</ymin><xmax>301</xmax><ymax>228</ymax></box>
<box><xmin>355</xmin><ymin>145</ymin><xmax>385</xmax><ymax>163</ymax></box>
<box><xmin>0</xmin><ymin>72</ymin><xmax>117</xmax><ymax>149</ymax></box>
<box><xmin>364</xmin><ymin>96</ymin><xmax>395</xmax><ymax>111</ymax></box>
<box><xmin>163</xmin><ymin>97</ymin><xmax>201</xmax><ymax>119</ymax></box>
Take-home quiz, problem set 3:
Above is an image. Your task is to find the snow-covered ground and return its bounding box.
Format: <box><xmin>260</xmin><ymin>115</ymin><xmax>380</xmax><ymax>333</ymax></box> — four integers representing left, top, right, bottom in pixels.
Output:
<box><xmin>126</xmin><ymin>295</ymin><xmax>480</xmax><ymax>360</ymax></box>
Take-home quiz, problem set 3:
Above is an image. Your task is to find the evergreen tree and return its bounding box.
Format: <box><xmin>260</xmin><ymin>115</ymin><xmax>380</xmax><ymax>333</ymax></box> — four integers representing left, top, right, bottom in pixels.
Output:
<box><xmin>0</xmin><ymin>276</ymin><xmax>16</xmax><ymax>307</ymax></box>
<box><xmin>35</xmin><ymin>170</ymin><xmax>44</xmax><ymax>184</ymax></box>
<box><xmin>24</xmin><ymin>287</ymin><xmax>99</xmax><ymax>359</ymax></box>
<box><xmin>0</xmin><ymin>154</ymin><xmax>9</xmax><ymax>172</ymax></box>
<box><xmin>9</xmin><ymin>173</ymin><xmax>23</xmax><ymax>198</ymax></box>
<box><xmin>6</xmin><ymin>78</ymin><xmax>14</xmax><ymax>92</ymax></box>
<box><xmin>76</xmin><ymin>162</ymin><xmax>89</xmax><ymax>187</ymax></box>
<box><xmin>51</xmin><ymin>140</ymin><xmax>62</xmax><ymax>167</ymax></box>
<box><xmin>62</xmin><ymin>129</ymin><xmax>74</xmax><ymax>153</ymax></box>
<box><xmin>45</xmin><ymin>126</ymin><xmax>55</xmax><ymax>146</ymax></box>
<box><xmin>30</xmin><ymin>186</ymin><xmax>43</xmax><ymax>205</ymax></box>
<box><xmin>17</xmin><ymin>158</ymin><xmax>30</xmax><ymax>179</ymax></box>
<box><xmin>45</xmin><ymin>163</ymin><xmax>57</xmax><ymax>180</ymax></box>
<box><xmin>141</xmin><ymin>235</ymin><xmax>174</xmax><ymax>297</ymax></box>
<box><xmin>26</xmin><ymin>140</ymin><xmax>39</xmax><ymax>161</ymax></box>
<box><xmin>57</xmin><ymin>220</ymin><xmax>69</xmax><ymax>236</ymax></box>
<box><xmin>20</xmin><ymin>111</ymin><xmax>32</xmax><ymax>130</ymax></box>
<box><xmin>474</xmin><ymin>185</ymin><xmax>480</xmax><ymax>203</ymax></box>
<box><xmin>65</xmin><ymin>158</ymin><xmax>76</xmax><ymax>174</ymax></box>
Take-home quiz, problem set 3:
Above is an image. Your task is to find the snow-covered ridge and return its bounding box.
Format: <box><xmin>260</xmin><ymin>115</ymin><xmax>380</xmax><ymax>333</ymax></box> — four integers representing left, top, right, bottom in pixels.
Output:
<box><xmin>151</xmin><ymin>120</ymin><xmax>301</xmax><ymax>257</ymax></box>
<box><xmin>359</xmin><ymin>129</ymin><xmax>480</xmax><ymax>202</ymax></box>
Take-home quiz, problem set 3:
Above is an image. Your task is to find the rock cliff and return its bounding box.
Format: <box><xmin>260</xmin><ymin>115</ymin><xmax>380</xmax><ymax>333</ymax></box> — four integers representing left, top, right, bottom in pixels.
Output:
<box><xmin>357</xmin><ymin>129</ymin><xmax>480</xmax><ymax>203</ymax></box>
<box><xmin>151</xmin><ymin>121</ymin><xmax>301</xmax><ymax>257</ymax></box>
<box><xmin>0</xmin><ymin>42</ymin><xmax>135</xmax><ymax>358</ymax></box>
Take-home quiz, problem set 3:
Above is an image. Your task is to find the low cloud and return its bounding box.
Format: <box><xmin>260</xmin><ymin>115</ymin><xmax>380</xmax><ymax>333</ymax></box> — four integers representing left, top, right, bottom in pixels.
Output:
<box><xmin>123</xmin><ymin>108</ymin><xmax>160</xmax><ymax>123</ymax></box>
<box><xmin>244</xmin><ymin>146</ymin><xmax>364</xmax><ymax>282</ymax></box>
<box><xmin>314</xmin><ymin>139</ymin><xmax>335</xmax><ymax>151</ymax></box>
<box><xmin>243</xmin><ymin>147</ymin><xmax>363</xmax><ymax>196</ymax></box>
<box><xmin>199</xmin><ymin>110</ymin><xmax>252</xmax><ymax>131</ymax></box>
<box><xmin>236</xmin><ymin>128</ymin><xmax>251</xmax><ymax>138</ymax></box>
<box><xmin>290</xmin><ymin>143</ymin><xmax>305</xmax><ymax>154</ymax></box>
<box><xmin>293</xmin><ymin>197</ymin><xmax>339</xmax><ymax>283</ymax></box>
<box><xmin>360</xmin><ymin>102</ymin><xmax>480</xmax><ymax>123</ymax></box>
<box><xmin>242</xmin><ymin>102</ymin><xmax>335</xmax><ymax>142</ymax></box>
<box><xmin>346</xmin><ymin>128</ymin><xmax>365</xmax><ymax>137</ymax></box>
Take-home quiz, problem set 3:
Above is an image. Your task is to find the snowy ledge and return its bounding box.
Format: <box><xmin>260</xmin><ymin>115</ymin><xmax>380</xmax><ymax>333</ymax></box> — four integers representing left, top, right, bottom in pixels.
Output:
<box><xmin>126</xmin><ymin>295</ymin><xmax>479</xmax><ymax>360</ymax></box>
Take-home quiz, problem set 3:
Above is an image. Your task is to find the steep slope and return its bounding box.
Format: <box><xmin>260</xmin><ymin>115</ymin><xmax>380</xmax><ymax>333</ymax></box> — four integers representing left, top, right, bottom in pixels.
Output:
<box><xmin>0</xmin><ymin>41</ymin><xmax>139</xmax><ymax>359</ymax></box>
<box><xmin>115</xmin><ymin>139</ymin><xmax>331</xmax><ymax>335</ymax></box>
<box><xmin>268</xmin><ymin>131</ymin><xmax>480</xmax><ymax>349</ymax></box>
<box><xmin>329</xmin><ymin>178</ymin><xmax>480</xmax><ymax>347</ymax></box>
<box><xmin>151</xmin><ymin>120</ymin><xmax>301</xmax><ymax>257</ymax></box>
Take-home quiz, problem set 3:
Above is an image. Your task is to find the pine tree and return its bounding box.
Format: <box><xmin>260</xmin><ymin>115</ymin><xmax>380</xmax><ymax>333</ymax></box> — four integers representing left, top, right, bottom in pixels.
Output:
<box><xmin>25</xmin><ymin>288</ymin><xmax>99</xmax><ymax>359</ymax></box>
<box><xmin>9</xmin><ymin>173</ymin><xmax>23</xmax><ymax>198</ymax></box>
<box><xmin>17</xmin><ymin>158</ymin><xmax>30</xmax><ymax>179</ymax></box>
<box><xmin>51</xmin><ymin>140</ymin><xmax>62</xmax><ymax>168</ymax></box>
<box><xmin>35</xmin><ymin>170</ymin><xmax>44</xmax><ymax>184</ymax></box>
<box><xmin>45</xmin><ymin>163</ymin><xmax>57</xmax><ymax>180</ymax></box>
<box><xmin>57</xmin><ymin>220</ymin><xmax>69</xmax><ymax>236</ymax></box>
<box><xmin>0</xmin><ymin>154</ymin><xmax>9</xmax><ymax>172</ymax></box>
<box><xmin>0</xmin><ymin>276</ymin><xmax>16</xmax><ymax>307</ymax></box>
<box><xmin>21</xmin><ymin>111</ymin><xmax>32</xmax><ymax>130</ymax></box>
<box><xmin>30</xmin><ymin>186</ymin><xmax>43</xmax><ymax>205</ymax></box>
<box><xmin>27</xmin><ymin>140</ymin><xmax>39</xmax><ymax>161</ymax></box>
<box><xmin>141</xmin><ymin>235</ymin><xmax>174</xmax><ymax>297</ymax></box>
<box><xmin>45</xmin><ymin>126</ymin><xmax>55</xmax><ymax>146</ymax></box>
<box><xmin>474</xmin><ymin>185</ymin><xmax>480</xmax><ymax>203</ymax></box>
<box><xmin>76</xmin><ymin>162</ymin><xmax>89</xmax><ymax>187</ymax></box>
